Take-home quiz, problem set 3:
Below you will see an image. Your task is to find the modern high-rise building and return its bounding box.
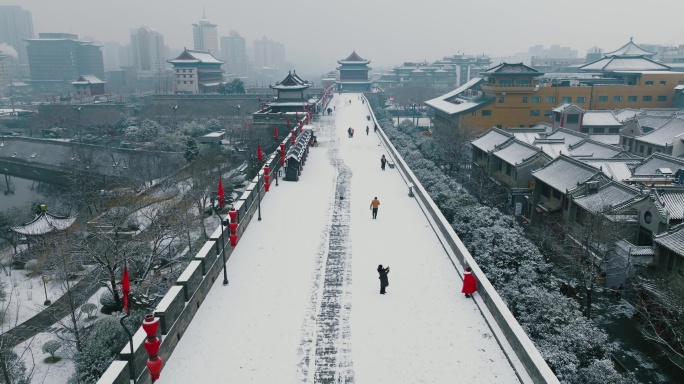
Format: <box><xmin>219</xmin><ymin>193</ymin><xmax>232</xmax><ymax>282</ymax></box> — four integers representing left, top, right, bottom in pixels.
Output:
<box><xmin>0</xmin><ymin>5</ymin><xmax>34</xmax><ymax>66</ymax></box>
<box><xmin>130</xmin><ymin>27</ymin><xmax>166</xmax><ymax>73</ymax></box>
<box><xmin>192</xmin><ymin>13</ymin><xmax>219</xmax><ymax>55</ymax></box>
<box><xmin>253</xmin><ymin>36</ymin><xmax>285</xmax><ymax>69</ymax></box>
<box><xmin>25</xmin><ymin>33</ymin><xmax>104</xmax><ymax>90</ymax></box>
<box><xmin>0</xmin><ymin>52</ymin><xmax>9</xmax><ymax>91</ymax></box>
<box><xmin>102</xmin><ymin>42</ymin><xmax>122</xmax><ymax>72</ymax></box>
<box><xmin>220</xmin><ymin>30</ymin><xmax>251</xmax><ymax>77</ymax></box>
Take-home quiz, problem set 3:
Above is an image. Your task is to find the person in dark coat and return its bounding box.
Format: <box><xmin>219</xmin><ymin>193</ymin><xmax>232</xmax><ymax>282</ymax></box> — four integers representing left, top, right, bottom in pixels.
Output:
<box><xmin>374</xmin><ymin>123</ymin><xmax>378</xmax><ymax>132</ymax></box>
<box><xmin>348</xmin><ymin>127</ymin><xmax>352</xmax><ymax>138</ymax></box>
<box><xmin>377</xmin><ymin>264</ymin><xmax>390</xmax><ymax>294</ymax></box>
<box><xmin>462</xmin><ymin>267</ymin><xmax>477</xmax><ymax>298</ymax></box>
<box><xmin>366</xmin><ymin>126</ymin><xmax>369</xmax><ymax>135</ymax></box>
<box><xmin>380</xmin><ymin>155</ymin><xmax>387</xmax><ymax>171</ymax></box>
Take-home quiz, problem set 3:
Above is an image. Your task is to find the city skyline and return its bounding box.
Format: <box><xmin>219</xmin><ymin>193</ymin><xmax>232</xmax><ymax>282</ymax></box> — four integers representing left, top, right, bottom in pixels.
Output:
<box><xmin>2</xmin><ymin>0</ymin><xmax>683</xmax><ymax>73</ymax></box>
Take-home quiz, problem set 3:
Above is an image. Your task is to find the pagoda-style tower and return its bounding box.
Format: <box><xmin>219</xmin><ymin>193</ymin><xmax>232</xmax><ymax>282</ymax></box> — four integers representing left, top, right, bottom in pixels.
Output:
<box><xmin>267</xmin><ymin>70</ymin><xmax>312</xmax><ymax>113</ymax></box>
<box><xmin>336</xmin><ymin>51</ymin><xmax>371</xmax><ymax>93</ymax></box>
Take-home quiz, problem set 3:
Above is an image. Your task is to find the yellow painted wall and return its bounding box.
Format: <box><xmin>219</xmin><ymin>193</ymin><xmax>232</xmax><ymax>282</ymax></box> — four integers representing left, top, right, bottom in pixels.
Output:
<box><xmin>448</xmin><ymin>72</ymin><xmax>684</xmax><ymax>134</ymax></box>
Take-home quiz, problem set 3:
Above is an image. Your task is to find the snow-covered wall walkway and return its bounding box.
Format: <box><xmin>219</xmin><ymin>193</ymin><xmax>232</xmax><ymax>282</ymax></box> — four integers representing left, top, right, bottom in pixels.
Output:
<box><xmin>149</xmin><ymin>94</ymin><xmax>525</xmax><ymax>383</ymax></box>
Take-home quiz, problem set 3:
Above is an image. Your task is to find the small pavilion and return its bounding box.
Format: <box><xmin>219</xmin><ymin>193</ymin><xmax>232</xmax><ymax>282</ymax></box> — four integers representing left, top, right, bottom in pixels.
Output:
<box><xmin>11</xmin><ymin>205</ymin><xmax>77</xmax><ymax>241</ymax></box>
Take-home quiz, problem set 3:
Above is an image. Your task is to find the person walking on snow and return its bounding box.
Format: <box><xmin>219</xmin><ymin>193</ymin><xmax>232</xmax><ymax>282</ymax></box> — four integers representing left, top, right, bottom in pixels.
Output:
<box><xmin>348</xmin><ymin>127</ymin><xmax>352</xmax><ymax>138</ymax></box>
<box><xmin>380</xmin><ymin>155</ymin><xmax>387</xmax><ymax>171</ymax></box>
<box><xmin>351</xmin><ymin>128</ymin><xmax>355</xmax><ymax>137</ymax></box>
<box><xmin>370</xmin><ymin>196</ymin><xmax>380</xmax><ymax>219</ymax></box>
<box><xmin>374</xmin><ymin>123</ymin><xmax>378</xmax><ymax>132</ymax></box>
<box><xmin>366</xmin><ymin>126</ymin><xmax>369</xmax><ymax>135</ymax></box>
<box><xmin>377</xmin><ymin>265</ymin><xmax>390</xmax><ymax>294</ymax></box>
<box><xmin>462</xmin><ymin>267</ymin><xmax>477</xmax><ymax>298</ymax></box>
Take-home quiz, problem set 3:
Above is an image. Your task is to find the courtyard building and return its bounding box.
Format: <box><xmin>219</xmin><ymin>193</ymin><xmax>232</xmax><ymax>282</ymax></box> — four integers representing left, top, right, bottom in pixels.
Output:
<box><xmin>168</xmin><ymin>49</ymin><xmax>224</xmax><ymax>94</ymax></box>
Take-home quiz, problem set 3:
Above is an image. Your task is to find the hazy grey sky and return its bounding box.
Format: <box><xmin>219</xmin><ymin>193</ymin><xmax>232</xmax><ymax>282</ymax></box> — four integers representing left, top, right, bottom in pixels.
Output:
<box><xmin>4</xmin><ymin>0</ymin><xmax>684</xmax><ymax>72</ymax></box>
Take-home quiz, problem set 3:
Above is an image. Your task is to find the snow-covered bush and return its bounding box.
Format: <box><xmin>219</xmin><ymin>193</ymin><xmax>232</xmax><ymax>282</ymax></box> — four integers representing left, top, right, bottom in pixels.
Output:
<box><xmin>42</xmin><ymin>340</ymin><xmax>62</xmax><ymax>362</ymax></box>
<box><xmin>99</xmin><ymin>290</ymin><xmax>118</xmax><ymax>310</ymax></box>
<box><xmin>81</xmin><ymin>303</ymin><xmax>98</xmax><ymax>318</ymax></box>
<box><xmin>69</xmin><ymin>311</ymin><xmax>145</xmax><ymax>384</ymax></box>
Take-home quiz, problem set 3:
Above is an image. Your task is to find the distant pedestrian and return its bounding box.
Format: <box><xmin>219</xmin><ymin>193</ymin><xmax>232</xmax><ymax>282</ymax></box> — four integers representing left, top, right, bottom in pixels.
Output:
<box><xmin>374</xmin><ymin>123</ymin><xmax>378</xmax><ymax>132</ymax></box>
<box><xmin>349</xmin><ymin>99</ymin><xmax>352</xmax><ymax>104</ymax></box>
<box><xmin>370</xmin><ymin>196</ymin><xmax>380</xmax><ymax>219</ymax></box>
<box><xmin>462</xmin><ymin>267</ymin><xmax>477</xmax><ymax>298</ymax></box>
<box><xmin>366</xmin><ymin>126</ymin><xmax>369</xmax><ymax>135</ymax></box>
<box><xmin>334</xmin><ymin>106</ymin><xmax>336</xmax><ymax>111</ymax></box>
<box><xmin>351</xmin><ymin>128</ymin><xmax>355</xmax><ymax>137</ymax></box>
<box><xmin>348</xmin><ymin>127</ymin><xmax>352</xmax><ymax>138</ymax></box>
<box><xmin>377</xmin><ymin>264</ymin><xmax>390</xmax><ymax>294</ymax></box>
<box><xmin>380</xmin><ymin>155</ymin><xmax>387</xmax><ymax>171</ymax></box>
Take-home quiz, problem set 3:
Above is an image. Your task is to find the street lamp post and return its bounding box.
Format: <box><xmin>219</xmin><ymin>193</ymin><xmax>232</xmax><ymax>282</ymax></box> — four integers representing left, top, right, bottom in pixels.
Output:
<box><xmin>257</xmin><ymin>174</ymin><xmax>262</xmax><ymax>221</ymax></box>
<box><xmin>170</xmin><ymin>105</ymin><xmax>179</xmax><ymax>129</ymax></box>
<box><xmin>219</xmin><ymin>214</ymin><xmax>229</xmax><ymax>286</ymax></box>
<box><xmin>42</xmin><ymin>275</ymin><xmax>51</xmax><ymax>306</ymax></box>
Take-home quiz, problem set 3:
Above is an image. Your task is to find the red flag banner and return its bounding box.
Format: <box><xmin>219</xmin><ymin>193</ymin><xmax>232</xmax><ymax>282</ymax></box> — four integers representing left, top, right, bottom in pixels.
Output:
<box><xmin>217</xmin><ymin>179</ymin><xmax>225</xmax><ymax>208</ymax></box>
<box><xmin>274</xmin><ymin>127</ymin><xmax>279</xmax><ymax>139</ymax></box>
<box><xmin>122</xmin><ymin>262</ymin><xmax>130</xmax><ymax>314</ymax></box>
<box><xmin>257</xmin><ymin>145</ymin><xmax>263</xmax><ymax>162</ymax></box>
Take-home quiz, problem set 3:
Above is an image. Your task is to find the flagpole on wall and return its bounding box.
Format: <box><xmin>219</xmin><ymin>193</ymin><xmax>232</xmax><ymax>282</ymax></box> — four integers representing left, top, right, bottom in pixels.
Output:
<box><xmin>120</xmin><ymin>260</ymin><xmax>137</xmax><ymax>384</ymax></box>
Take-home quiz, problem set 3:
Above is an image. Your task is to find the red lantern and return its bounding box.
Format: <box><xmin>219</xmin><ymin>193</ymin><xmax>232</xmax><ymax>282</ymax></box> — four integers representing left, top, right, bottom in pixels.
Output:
<box><xmin>228</xmin><ymin>208</ymin><xmax>238</xmax><ymax>222</ymax></box>
<box><xmin>142</xmin><ymin>315</ymin><xmax>163</xmax><ymax>381</ymax></box>
<box><xmin>229</xmin><ymin>222</ymin><xmax>238</xmax><ymax>232</ymax></box>
<box><xmin>264</xmin><ymin>165</ymin><xmax>270</xmax><ymax>174</ymax></box>
<box><xmin>280</xmin><ymin>157</ymin><xmax>285</xmax><ymax>166</ymax></box>
<box><xmin>229</xmin><ymin>234</ymin><xmax>238</xmax><ymax>247</ymax></box>
<box><xmin>264</xmin><ymin>183</ymin><xmax>271</xmax><ymax>192</ymax></box>
<box><xmin>279</xmin><ymin>143</ymin><xmax>285</xmax><ymax>151</ymax></box>
<box><xmin>264</xmin><ymin>174</ymin><xmax>270</xmax><ymax>184</ymax></box>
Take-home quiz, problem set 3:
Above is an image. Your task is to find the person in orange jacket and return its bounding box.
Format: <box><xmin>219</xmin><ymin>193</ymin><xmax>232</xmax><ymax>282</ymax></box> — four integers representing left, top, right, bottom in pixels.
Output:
<box><xmin>370</xmin><ymin>197</ymin><xmax>380</xmax><ymax>219</ymax></box>
<box><xmin>462</xmin><ymin>267</ymin><xmax>477</xmax><ymax>298</ymax></box>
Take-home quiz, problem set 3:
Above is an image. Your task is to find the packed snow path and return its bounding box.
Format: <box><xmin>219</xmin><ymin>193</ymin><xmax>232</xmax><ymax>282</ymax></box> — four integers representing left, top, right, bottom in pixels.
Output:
<box><xmin>159</xmin><ymin>94</ymin><xmax>520</xmax><ymax>383</ymax></box>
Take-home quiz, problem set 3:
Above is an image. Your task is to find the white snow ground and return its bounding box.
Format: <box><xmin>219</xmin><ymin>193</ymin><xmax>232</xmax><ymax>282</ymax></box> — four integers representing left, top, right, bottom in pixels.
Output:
<box><xmin>159</xmin><ymin>94</ymin><xmax>520</xmax><ymax>383</ymax></box>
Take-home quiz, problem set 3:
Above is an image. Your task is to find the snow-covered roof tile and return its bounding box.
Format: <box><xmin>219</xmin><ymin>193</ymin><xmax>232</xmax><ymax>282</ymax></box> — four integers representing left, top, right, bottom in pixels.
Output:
<box><xmin>582</xmin><ymin>111</ymin><xmax>621</xmax><ymax>127</ymax></box>
<box><xmin>655</xmin><ymin>223</ymin><xmax>684</xmax><ymax>256</ymax></box>
<box><xmin>573</xmin><ymin>182</ymin><xmax>639</xmax><ymax>213</ymax></box>
<box><xmin>633</xmin><ymin>153</ymin><xmax>684</xmax><ymax>176</ymax></box>
<box><xmin>533</xmin><ymin>155</ymin><xmax>599</xmax><ymax>192</ymax></box>
<box><xmin>492</xmin><ymin>140</ymin><xmax>540</xmax><ymax>165</ymax></box>
<box><xmin>11</xmin><ymin>212</ymin><xmax>77</xmax><ymax>236</ymax></box>
<box><xmin>635</xmin><ymin>117</ymin><xmax>684</xmax><ymax>147</ymax></box>
<box><xmin>424</xmin><ymin>77</ymin><xmax>487</xmax><ymax>115</ymax></box>
<box><xmin>471</xmin><ymin>128</ymin><xmax>512</xmax><ymax>152</ymax></box>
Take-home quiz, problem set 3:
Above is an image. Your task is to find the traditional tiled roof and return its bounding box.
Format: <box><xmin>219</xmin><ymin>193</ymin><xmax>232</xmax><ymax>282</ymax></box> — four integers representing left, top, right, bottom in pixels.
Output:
<box><xmin>579</xmin><ymin>56</ymin><xmax>669</xmax><ymax>72</ymax></box>
<box><xmin>604</xmin><ymin>39</ymin><xmax>657</xmax><ymax>57</ymax></box>
<box><xmin>573</xmin><ymin>181</ymin><xmax>640</xmax><ymax>213</ymax></box>
<box><xmin>482</xmin><ymin>62</ymin><xmax>541</xmax><ymax>75</ymax></box>
<box><xmin>552</xmin><ymin>103</ymin><xmax>584</xmax><ymax>113</ymax></box>
<box><xmin>70</xmin><ymin>75</ymin><xmax>105</xmax><ymax>85</ymax></box>
<box><xmin>11</xmin><ymin>212</ymin><xmax>77</xmax><ymax>236</ymax></box>
<box><xmin>471</xmin><ymin>127</ymin><xmax>513</xmax><ymax>152</ymax></box>
<box><xmin>546</xmin><ymin>128</ymin><xmax>588</xmax><ymax>146</ymax></box>
<box><xmin>633</xmin><ymin>153</ymin><xmax>684</xmax><ymax>176</ymax></box>
<box><xmin>424</xmin><ymin>78</ymin><xmax>490</xmax><ymax>115</ymax></box>
<box><xmin>616</xmin><ymin>239</ymin><xmax>655</xmax><ymax>257</ymax></box>
<box><xmin>492</xmin><ymin>139</ymin><xmax>543</xmax><ymax>166</ymax></box>
<box><xmin>507</xmin><ymin>125</ymin><xmax>551</xmax><ymax>144</ymax></box>
<box><xmin>653</xmin><ymin>188</ymin><xmax>684</xmax><ymax>220</ymax></box>
<box><xmin>338</xmin><ymin>51</ymin><xmax>370</xmax><ymax>64</ymax></box>
<box><xmin>614</xmin><ymin>108</ymin><xmax>642</xmax><ymax>122</ymax></box>
<box><xmin>654</xmin><ymin>223</ymin><xmax>684</xmax><ymax>256</ymax></box>
<box><xmin>583</xmin><ymin>158</ymin><xmax>642</xmax><ymax>181</ymax></box>
<box><xmin>169</xmin><ymin>49</ymin><xmax>223</xmax><ymax>64</ymax></box>
<box><xmin>270</xmin><ymin>70</ymin><xmax>311</xmax><ymax>90</ymax></box>
<box><xmin>636</xmin><ymin>115</ymin><xmax>672</xmax><ymax>131</ymax></box>
<box><xmin>635</xmin><ymin>117</ymin><xmax>684</xmax><ymax>147</ymax></box>
<box><xmin>568</xmin><ymin>139</ymin><xmax>624</xmax><ymax>158</ymax></box>
<box><xmin>532</xmin><ymin>155</ymin><xmax>602</xmax><ymax>193</ymax></box>
<box><xmin>582</xmin><ymin>110</ymin><xmax>622</xmax><ymax>127</ymax></box>
<box><xmin>588</xmin><ymin>134</ymin><xmax>621</xmax><ymax>146</ymax></box>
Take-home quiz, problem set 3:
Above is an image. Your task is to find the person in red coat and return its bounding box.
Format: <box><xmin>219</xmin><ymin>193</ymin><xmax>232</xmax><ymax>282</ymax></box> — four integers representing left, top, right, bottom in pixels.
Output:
<box><xmin>462</xmin><ymin>267</ymin><xmax>477</xmax><ymax>298</ymax></box>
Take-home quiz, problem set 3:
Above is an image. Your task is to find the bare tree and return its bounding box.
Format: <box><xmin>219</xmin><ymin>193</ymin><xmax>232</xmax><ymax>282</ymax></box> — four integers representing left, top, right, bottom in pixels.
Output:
<box><xmin>431</xmin><ymin>125</ymin><xmax>477</xmax><ymax>176</ymax></box>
